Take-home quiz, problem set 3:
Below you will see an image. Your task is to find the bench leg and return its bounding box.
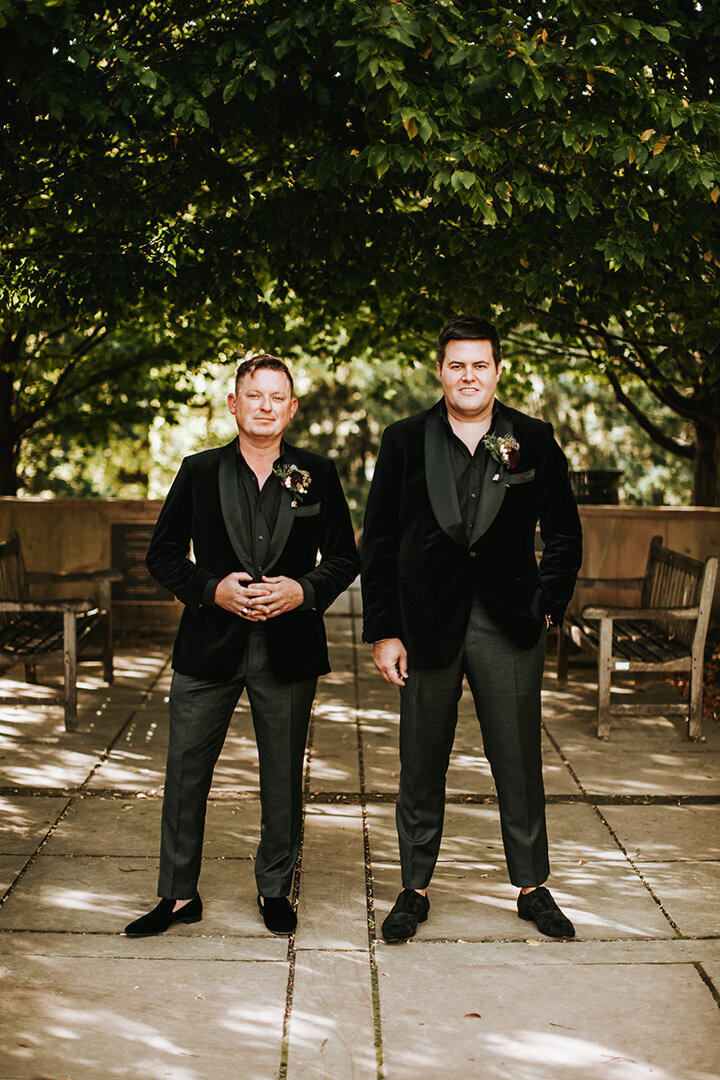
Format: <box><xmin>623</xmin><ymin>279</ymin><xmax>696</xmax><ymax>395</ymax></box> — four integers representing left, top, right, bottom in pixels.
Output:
<box><xmin>24</xmin><ymin>663</ymin><xmax>37</xmax><ymax>684</ymax></box>
<box><xmin>597</xmin><ymin>617</ymin><xmax>612</xmax><ymax>740</ymax></box>
<box><xmin>688</xmin><ymin>650</ymin><xmax>704</xmax><ymax>741</ymax></box>
<box><xmin>98</xmin><ymin>582</ymin><xmax>114</xmax><ymax>685</ymax></box>
<box><xmin>63</xmin><ymin>612</ymin><xmax>78</xmax><ymax>733</ymax></box>
<box><xmin>556</xmin><ymin>625</ymin><xmax>569</xmax><ymax>686</ymax></box>
<box><xmin>102</xmin><ymin>612</ymin><xmax>114</xmax><ymax>685</ymax></box>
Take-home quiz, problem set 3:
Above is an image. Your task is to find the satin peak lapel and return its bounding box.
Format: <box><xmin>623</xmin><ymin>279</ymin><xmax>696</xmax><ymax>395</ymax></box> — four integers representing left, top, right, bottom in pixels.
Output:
<box><xmin>218</xmin><ymin>443</ymin><xmax>253</xmax><ymax>570</ymax></box>
<box><xmin>424</xmin><ymin>405</ymin><xmax>466</xmax><ymax>549</ymax></box>
<box><xmin>263</xmin><ymin>447</ymin><xmax>303</xmax><ymax>575</ymax></box>
<box><xmin>468</xmin><ymin>406</ymin><xmax>514</xmax><ymax>548</ymax></box>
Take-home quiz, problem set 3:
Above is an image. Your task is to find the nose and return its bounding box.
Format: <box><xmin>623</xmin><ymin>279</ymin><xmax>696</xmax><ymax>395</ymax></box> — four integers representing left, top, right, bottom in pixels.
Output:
<box><xmin>258</xmin><ymin>396</ymin><xmax>273</xmax><ymax>411</ymax></box>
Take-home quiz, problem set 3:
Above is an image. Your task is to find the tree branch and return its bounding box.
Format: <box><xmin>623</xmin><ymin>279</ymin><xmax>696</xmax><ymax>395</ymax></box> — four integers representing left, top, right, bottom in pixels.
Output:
<box><xmin>603</xmin><ymin>366</ymin><xmax>695</xmax><ymax>460</ymax></box>
<box><xmin>537</xmin><ymin>308</ymin><xmax>704</xmax><ymax>420</ymax></box>
<box><xmin>14</xmin><ymin>327</ymin><xmax>111</xmax><ymax>434</ymax></box>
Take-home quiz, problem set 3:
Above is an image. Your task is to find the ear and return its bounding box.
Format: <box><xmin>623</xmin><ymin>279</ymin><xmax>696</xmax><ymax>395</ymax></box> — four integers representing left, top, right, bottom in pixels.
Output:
<box><xmin>227</xmin><ymin>392</ymin><xmax>237</xmax><ymax>415</ymax></box>
<box><xmin>289</xmin><ymin>397</ymin><xmax>299</xmax><ymax>419</ymax></box>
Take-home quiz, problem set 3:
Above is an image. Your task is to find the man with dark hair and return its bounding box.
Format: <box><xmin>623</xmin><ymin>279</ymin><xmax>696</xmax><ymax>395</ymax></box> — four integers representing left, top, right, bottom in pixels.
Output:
<box><xmin>125</xmin><ymin>354</ymin><xmax>359</xmax><ymax>938</ymax></box>
<box><xmin>362</xmin><ymin>315</ymin><xmax>582</xmax><ymax>942</ymax></box>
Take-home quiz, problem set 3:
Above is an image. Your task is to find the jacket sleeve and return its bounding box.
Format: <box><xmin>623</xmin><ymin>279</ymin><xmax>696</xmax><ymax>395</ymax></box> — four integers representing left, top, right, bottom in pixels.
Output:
<box><xmin>145</xmin><ymin>459</ymin><xmax>215</xmax><ymax>614</ymax></box>
<box><xmin>361</xmin><ymin>425</ymin><xmax>404</xmax><ymax>643</ymax></box>
<box><xmin>537</xmin><ymin>430</ymin><xmax>583</xmax><ymax>625</ymax></box>
<box><xmin>300</xmin><ymin>460</ymin><xmax>360</xmax><ymax>614</ymax></box>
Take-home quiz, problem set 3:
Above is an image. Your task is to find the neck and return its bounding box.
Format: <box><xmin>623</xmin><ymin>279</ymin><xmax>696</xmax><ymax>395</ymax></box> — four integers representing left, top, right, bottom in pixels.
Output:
<box><xmin>445</xmin><ymin>399</ymin><xmax>495</xmax><ymax>452</ymax></box>
<box><xmin>237</xmin><ymin>434</ymin><xmax>283</xmax><ymax>482</ymax></box>
<box><xmin>238</xmin><ymin>433</ymin><xmax>283</xmax><ymax>458</ymax></box>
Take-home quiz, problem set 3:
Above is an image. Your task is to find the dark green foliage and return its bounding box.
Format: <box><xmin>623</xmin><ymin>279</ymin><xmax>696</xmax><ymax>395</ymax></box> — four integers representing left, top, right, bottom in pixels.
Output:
<box><xmin>1</xmin><ymin>1</ymin><xmax>718</xmax><ymax>498</ymax></box>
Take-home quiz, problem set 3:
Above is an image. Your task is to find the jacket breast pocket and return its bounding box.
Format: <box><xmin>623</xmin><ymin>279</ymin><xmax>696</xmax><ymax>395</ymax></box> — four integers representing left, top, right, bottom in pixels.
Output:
<box><xmin>507</xmin><ymin>468</ymin><xmax>536</xmax><ymax>486</ymax></box>
<box><xmin>294</xmin><ymin>502</ymin><xmax>321</xmax><ymax>517</ymax></box>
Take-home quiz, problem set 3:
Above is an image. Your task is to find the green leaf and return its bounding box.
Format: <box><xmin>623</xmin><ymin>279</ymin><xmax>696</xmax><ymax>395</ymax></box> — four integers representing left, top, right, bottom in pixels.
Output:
<box><xmin>139</xmin><ymin>69</ymin><xmax>158</xmax><ymax>90</ymax></box>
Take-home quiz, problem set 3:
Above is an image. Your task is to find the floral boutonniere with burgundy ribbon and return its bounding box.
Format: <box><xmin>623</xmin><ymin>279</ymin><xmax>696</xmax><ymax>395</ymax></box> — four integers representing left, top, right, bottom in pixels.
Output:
<box><xmin>481</xmin><ymin>433</ymin><xmax>520</xmax><ymax>482</ymax></box>
<box><xmin>273</xmin><ymin>463</ymin><xmax>312</xmax><ymax>507</ymax></box>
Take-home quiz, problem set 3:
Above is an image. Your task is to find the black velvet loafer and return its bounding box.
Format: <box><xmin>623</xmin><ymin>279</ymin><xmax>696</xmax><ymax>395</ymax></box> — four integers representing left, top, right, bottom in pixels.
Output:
<box><xmin>257</xmin><ymin>895</ymin><xmax>297</xmax><ymax>936</ymax></box>
<box><xmin>381</xmin><ymin>889</ymin><xmax>430</xmax><ymax>943</ymax></box>
<box><xmin>124</xmin><ymin>894</ymin><xmax>202</xmax><ymax>937</ymax></box>
<box><xmin>517</xmin><ymin>886</ymin><xmax>575</xmax><ymax>938</ymax></box>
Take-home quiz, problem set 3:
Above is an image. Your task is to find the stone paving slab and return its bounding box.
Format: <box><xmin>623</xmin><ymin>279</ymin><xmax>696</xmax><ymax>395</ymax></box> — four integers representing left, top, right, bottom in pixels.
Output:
<box><xmin>0</xmin><ymin>930</ymin><xmax>288</xmax><ymax>962</ymax></box>
<box><xmin>295</xmin><ymin>805</ymin><xmax>368</xmax><ymax>952</ymax></box>
<box><xmin>43</xmin><ymin>796</ymin><xmax>260</xmax><ymax>858</ymax></box>
<box><xmin>2</xmin><ymin>613</ymin><xmax>719</xmax><ymax>1080</ymax></box>
<box><xmin>366</xmin><ymin>804</ymin><xmax>626</xmax><ymax>867</ymax></box>
<box><xmin>0</xmin><ymin>854</ymin><xmax>269</xmax><ymax>938</ymax></box>
<box><xmin>0</xmin><ymin>855</ymin><xmax>29</xmax><ymax>896</ymax></box>
<box><xmin>0</xmin><ymin>953</ymin><xmax>288</xmax><ymax>1080</ymax></box>
<box><xmin>287</xmin><ymin>951</ymin><xmax>376</xmax><ymax>1080</ymax></box>
<box><xmin>0</xmin><ymin>740</ymin><xmax>103</xmax><ymax>789</ymax></box>
<box><xmin>552</xmin><ymin>747</ymin><xmax>720</xmax><ymax>796</ymax></box>
<box><xmin>308</xmin><ymin>704</ymin><xmax>360</xmax><ymax>793</ymax></box>
<box><xmin>87</xmin><ymin>721</ymin><xmax>263</xmax><ymax>793</ymax></box>
<box><xmin>0</xmin><ymin>795</ymin><xmax>68</xmax><ymax>853</ymax></box>
<box><xmin>632</xmin><ymin>861</ymin><xmax>720</xmax><ymax>937</ymax></box>
<box><xmin>376</xmin><ymin>954</ymin><xmax>720</xmax><ymax>1080</ymax></box>
<box><xmin>372</xmin><ymin>859</ymin><xmax>675</xmax><ymax>941</ymax></box>
<box><xmin>601</xmin><ymin>805</ymin><xmax>720</xmax><ymax>861</ymax></box>
<box><xmin>361</xmin><ymin>725</ymin><xmax>576</xmax><ymax>797</ymax></box>
<box><xmin>375</xmin><ymin>937</ymin><xmax>720</xmax><ymax>967</ymax></box>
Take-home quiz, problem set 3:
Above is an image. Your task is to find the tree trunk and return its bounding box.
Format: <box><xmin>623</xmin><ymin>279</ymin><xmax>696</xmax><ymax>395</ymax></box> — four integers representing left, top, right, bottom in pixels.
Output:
<box><xmin>0</xmin><ymin>368</ymin><xmax>19</xmax><ymax>496</ymax></box>
<box><xmin>692</xmin><ymin>413</ymin><xmax>720</xmax><ymax>507</ymax></box>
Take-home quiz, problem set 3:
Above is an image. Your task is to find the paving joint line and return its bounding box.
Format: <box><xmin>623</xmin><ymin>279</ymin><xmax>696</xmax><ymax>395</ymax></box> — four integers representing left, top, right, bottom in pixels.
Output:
<box><xmin>591</xmin><ymin>802</ymin><xmax>684</xmax><ymax>935</ymax></box>
<box><xmin>693</xmin><ymin>962</ymin><xmax>720</xmax><ymax>1009</ymax></box>
<box><xmin>275</xmin><ymin>665</ymin><xmax>319</xmax><ymax>1079</ymax></box>
<box><xmin>4</xmin><ymin>787</ymin><xmax>719</xmax><ymax>805</ymax></box>
<box><xmin>351</xmin><ymin>590</ymin><xmax>385</xmax><ymax>1080</ymax></box>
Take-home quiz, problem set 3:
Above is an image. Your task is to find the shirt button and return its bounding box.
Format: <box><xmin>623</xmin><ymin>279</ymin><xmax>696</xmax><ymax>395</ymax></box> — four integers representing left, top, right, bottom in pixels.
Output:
<box><xmin>471</xmin><ymin>492</ymin><xmax>477</xmax><ymax>499</ymax></box>
<box><xmin>469</xmin><ymin>552</ymin><xmax>477</xmax><ymax>558</ymax></box>
<box><xmin>258</xmin><ymin>535</ymin><xmax>264</xmax><ymax>541</ymax></box>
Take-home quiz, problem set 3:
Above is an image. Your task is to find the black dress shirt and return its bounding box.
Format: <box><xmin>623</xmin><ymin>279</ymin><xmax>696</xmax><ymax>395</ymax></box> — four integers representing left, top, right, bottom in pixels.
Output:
<box><xmin>201</xmin><ymin>442</ymin><xmax>314</xmax><ymax>609</ymax></box>
<box><xmin>440</xmin><ymin>403</ymin><xmax>497</xmax><ymax>542</ymax></box>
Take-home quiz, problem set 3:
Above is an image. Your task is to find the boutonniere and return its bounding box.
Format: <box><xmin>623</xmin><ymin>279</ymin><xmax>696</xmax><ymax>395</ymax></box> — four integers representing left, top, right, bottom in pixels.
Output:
<box><xmin>273</xmin><ymin>463</ymin><xmax>312</xmax><ymax>507</ymax></box>
<box><xmin>482</xmin><ymin>433</ymin><xmax>520</xmax><ymax>482</ymax></box>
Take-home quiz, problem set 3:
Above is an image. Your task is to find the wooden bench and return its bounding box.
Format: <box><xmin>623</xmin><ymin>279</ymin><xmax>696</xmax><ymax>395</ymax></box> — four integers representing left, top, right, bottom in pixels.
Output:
<box><xmin>556</xmin><ymin>535</ymin><xmax>718</xmax><ymax>740</ymax></box>
<box><xmin>0</xmin><ymin>530</ymin><xmax>122</xmax><ymax>732</ymax></box>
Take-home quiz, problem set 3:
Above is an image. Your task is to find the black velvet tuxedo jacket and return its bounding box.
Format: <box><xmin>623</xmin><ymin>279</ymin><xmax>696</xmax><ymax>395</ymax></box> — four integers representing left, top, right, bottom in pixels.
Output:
<box><xmin>147</xmin><ymin>439</ymin><xmax>359</xmax><ymax>684</ymax></box>
<box><xmin>361</xmin><ymin>399</ymin><xmax>582</xmax><ymax>667</ymax></box>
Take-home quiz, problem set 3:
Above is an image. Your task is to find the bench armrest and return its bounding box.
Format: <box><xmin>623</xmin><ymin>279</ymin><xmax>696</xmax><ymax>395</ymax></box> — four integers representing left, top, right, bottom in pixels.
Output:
<box><xmin>26</xmin><ymin>568</ymin><xmax>123</xmax><ymax>584</ymax></box>
<box><xmin>0</xmin><ymin>599</ymin><xmax>98</xmax><ymax>614</ymax></box>
<box><xmin>576</xmin><ymin>576</ymin><xmax>645</xmax><ymax>589</ymax></box>
<box><xmin>582</xmin><ymin>605</ymin><xmax>699</xmax><ymax>620</ymax></box>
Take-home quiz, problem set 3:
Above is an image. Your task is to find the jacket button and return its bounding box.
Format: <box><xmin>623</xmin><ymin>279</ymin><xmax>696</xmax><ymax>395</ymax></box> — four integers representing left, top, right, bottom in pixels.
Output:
<box><xmin>469</xmin><ymin>552</ymin><xmax>476</xmax><ymax>558</ymax></box>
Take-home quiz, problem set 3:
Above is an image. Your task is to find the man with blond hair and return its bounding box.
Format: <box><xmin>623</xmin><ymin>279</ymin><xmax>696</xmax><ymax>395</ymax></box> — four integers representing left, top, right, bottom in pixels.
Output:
<box><xmin>125</xmin><ymin>355</ymin><xmax>359</xmax><ymax>938</ymax></box>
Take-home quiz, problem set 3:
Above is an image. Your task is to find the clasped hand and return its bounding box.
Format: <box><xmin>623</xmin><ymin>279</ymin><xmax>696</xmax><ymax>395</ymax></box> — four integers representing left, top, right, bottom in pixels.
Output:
<box><xmin>214</xmin><ymin>573</ymin><xmax>304</xmax><ymax>621</ymax></box>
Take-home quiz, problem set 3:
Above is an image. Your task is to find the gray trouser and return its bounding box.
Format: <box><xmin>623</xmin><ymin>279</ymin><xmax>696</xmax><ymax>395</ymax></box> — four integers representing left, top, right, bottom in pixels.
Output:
<box><xmin>158</xmin><ymin>628</ymin><xmax>317</xmax><ymax>899</ymax></box>
<box><xmin>397</xmin><ymin>596</ymin><xmax>548</xmax><ymax>889</ymax></box>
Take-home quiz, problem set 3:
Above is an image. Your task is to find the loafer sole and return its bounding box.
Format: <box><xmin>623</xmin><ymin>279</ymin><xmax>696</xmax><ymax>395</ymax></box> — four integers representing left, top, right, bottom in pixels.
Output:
<box><xmin>518</xmin><ymin>911</ymin><xmax>575</xmax><ymax>939</ymax></box>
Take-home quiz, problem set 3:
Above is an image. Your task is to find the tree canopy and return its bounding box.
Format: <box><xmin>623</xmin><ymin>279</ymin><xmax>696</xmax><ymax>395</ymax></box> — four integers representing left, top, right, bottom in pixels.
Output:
<box><xmin>2</xmin><ymin>0</ymin><xmax>719</xmax><ymax>498</ymax></box>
